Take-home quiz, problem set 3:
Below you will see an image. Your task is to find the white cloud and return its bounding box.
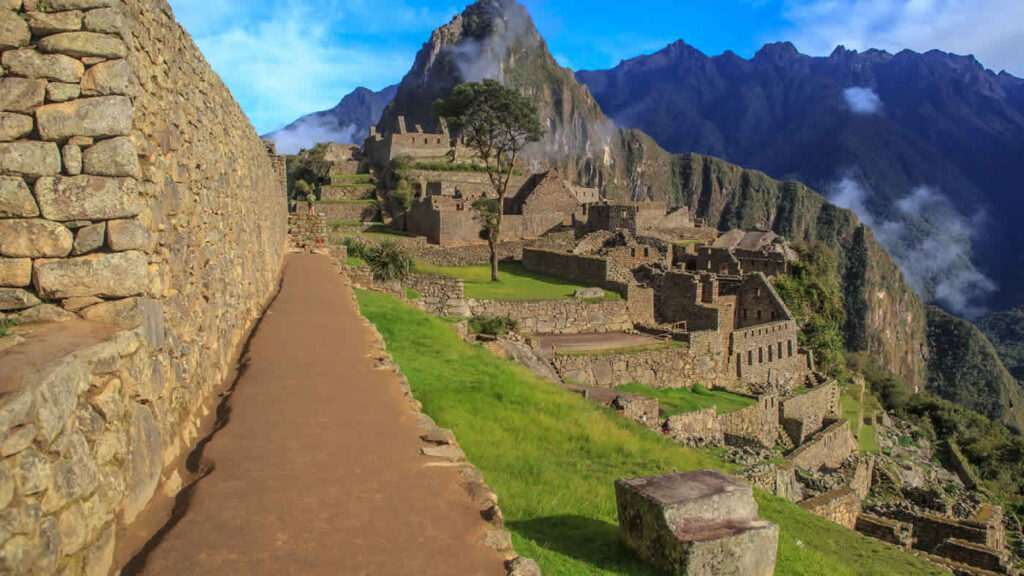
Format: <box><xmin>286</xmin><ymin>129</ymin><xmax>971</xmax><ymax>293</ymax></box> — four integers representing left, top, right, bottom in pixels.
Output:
<box><xmin>166</xmin><ymin>0</ymin><xmax>446</xmax><ymax>134</ymax></box>
<box><xmin>830</xmin><ymin>176</ymin><xmax>996</xmax><ymax>318</ymax></box>
<box><xmin>779</xmin><ymin>0</ymin><xmax>1024</xmax><ymax>76</ymax></box>
<box><xmin>843</xmin><ymin>87</ymin><xmax>883</xmax><ymax>114</ymax></box>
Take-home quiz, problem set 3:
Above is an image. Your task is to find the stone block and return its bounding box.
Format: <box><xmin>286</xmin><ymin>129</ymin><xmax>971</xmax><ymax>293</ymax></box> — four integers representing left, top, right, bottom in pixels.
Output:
<box><xmin>0</xmin><ymin>175</ymin><xmax>38</xmax><ymax>217</ymax></box>
<box><xmin>1</xmin><ymin>50</ymin><xmax>85</xmax><ymax>83</ymax></box>
<box><xmin>0</xmin><ymin>218</ymin><xmax>73</xmax><ymax>258</ymax></box>
<box><xmin>0</xmin><ymin>140</ymin><xmax>61</xmax><ymax>179</ymax></box>
<box><xmin>29</xmin><ymin>355</ymin><xmax>89</xmax><ymax>444</ymax></box>
<box><xmin>34</xmin><ymin>175</ymin><xmax>139</xmax><ymax>221</ymax></box>
<box><xmin>82</xmin><ymin>525</ymin><xmax>114</xmax><ymax>576</ymax></box>
<box><xmin>43</xmin><ymin>430</ymin><xmax>99</xmax><ymax>512</ymax></box>
<box><xmin>46</xmin><ymin>0</ymin><xmax>117</xmax><ymax>9</ymax></box>
<box><xmin>12</xmin><ymin>303</ymin><xmax>77</xmax><ymax>324</ymax></box>
<box><xmin>37</xmin><ymin>31</ymin><xmax>125</xmax><ymax>59</ymax></box>
<box><xmin>14</xmin><ymin>449</ymin><xmax>51</xmax><ymax>495</ymax></box>
<box><xmin>35</xmin><ymin>95</ymin><xmax>132</xmax><ymax>141</ymax></box>
<box><xmin>122</xmin><ymin>403</ymin><xmax>162</xmax><ymax>524</ymax></box>
<box><xmin>615</xmin><ymin>470</ymin><xmax>779</xmax><ymax>576</ymax></box>
<box><xmin>2</xmin><ymin>424</ymin><xmax>36</xmax><ymax>456</ymax></box>
<box><xmin>0</xmin><ymin>0</ymin><xmax>21</xmax><ymax>9</ymax></box>
<box><xmin>0</xmin><ymin>287</ymin><xmax>39</xmax><ymax>310</ymax></box>
<box><xmin>0</xmin><ymin>112</ymin><xmax>34</xmax><ymax>142</ymax></box>
<box><xmin>57</xmin><ymin>501</ymin><xmax>87</xmax><ymax>556</ymax></box>
<box><xmin>34</xmin><ymin>250</ymin><xmax>147</xmax><ymax>299</ymax></box>
<box><xmin>46</xmin><ymin>82</ymin><xmax>82</xmax><ymax>103</ymax></box>
<box><xmin>26</xmin><ymin>10</ymin><xmax>84</xmax><ymax>36</ymax></box>
<box><xmin>0</xmin><ymin>460</ymin><xmax>12</xmax><ymax>508</ymax></box>
<box><xmin>72</xmin><ymin>221</ymin><xmax>105</xmax><ymax>255</ymax></box>
<box><xmin>80</xmin><ymin>58</ymin><xmax>133</xmax><ymax>96</ymax></box>
<box><xmin>61</xmin><ymin>295</ymin><xmax>101</xmax><ymax>311</ymax></box>
<box><xmin>0</xmin><ymin>8</ymin><xmax>30</xmax><ymax>50</ymax></box>
<box><xmin>82</xmin><ymin>7</ymin><xmax>124</xmax><ymax>36</ymax></box>
<box><xmin>0</xmin><ymin>77</ymin><xmax>47</xmax><ymax>113</ymax></box>
<box><xmin>0</xmin><ymin>535</ymin><xmax>39</xmax><ymax>576</ymax></box>
<box><xmin>82</xmin><ymin>136</ymin><xmax>139</xmax><ymax>177</ymax></box>
<box><xmin>0</xmin><ymin>258</ymin><xmax>32</xmax><ymax>287</ymax></box>
<box><xmin>106</xmin><ymin>218</ymin><xmax>152</xmax><ymax>252</ymax></box>
<box><xmin>62</xmin><ymin>142</ymin><xmax>82</xmax><ymax>175</ymax></box>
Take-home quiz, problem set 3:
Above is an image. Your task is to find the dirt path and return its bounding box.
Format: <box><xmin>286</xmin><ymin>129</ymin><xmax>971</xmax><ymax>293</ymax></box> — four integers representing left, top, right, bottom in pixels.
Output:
<box><xmin>128</xmin><ymin>254</ymin><xmax>506</xmax><ymax>576</ymax></box>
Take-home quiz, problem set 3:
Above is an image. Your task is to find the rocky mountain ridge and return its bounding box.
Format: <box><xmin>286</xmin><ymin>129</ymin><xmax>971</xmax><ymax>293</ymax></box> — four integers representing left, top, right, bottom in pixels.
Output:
<box><xmin>265</xmin><ymin>84</ymin><xmax>398</xmax><ymax>154</ymax></box>
<box><xmin>576</xmin><ymin>40</ymin><xmax>1024</xmax><ymax>315</ymax></box>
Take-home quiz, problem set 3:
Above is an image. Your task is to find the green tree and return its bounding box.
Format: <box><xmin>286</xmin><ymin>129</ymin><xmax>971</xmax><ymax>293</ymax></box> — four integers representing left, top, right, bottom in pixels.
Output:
<box><xmin>775</xmin><ymin>243</ymin><xmax>849</xmax><ymax>380</ymax></box>
<box><xmin>436</xmin><ymin>79</ymin><xmax>544</xmax><ymax>281</ymax></box>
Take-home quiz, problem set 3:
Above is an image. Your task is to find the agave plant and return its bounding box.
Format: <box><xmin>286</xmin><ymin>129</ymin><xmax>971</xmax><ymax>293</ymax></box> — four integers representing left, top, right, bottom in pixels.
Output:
<box><xmin>366</xmin><ymin>239</ymin><xmax>413</xmax><ymax>284</ymax></box>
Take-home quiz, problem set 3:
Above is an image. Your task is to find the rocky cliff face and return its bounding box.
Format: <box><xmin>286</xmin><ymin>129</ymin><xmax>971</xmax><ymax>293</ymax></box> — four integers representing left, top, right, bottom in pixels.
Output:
<box><xmin>265</xmin><ymin>84</ymin><xmax>398</xmax><ymax>154</ymax></box>
<box><xmin>376</xmin><ymin>0</ymin><xmax>613</xmax><ymax>171</ymax></box>
<box><xmin>576</xmin><ymin>41</ymin><xmax>1024</xmax><ymax>314</ymax></box>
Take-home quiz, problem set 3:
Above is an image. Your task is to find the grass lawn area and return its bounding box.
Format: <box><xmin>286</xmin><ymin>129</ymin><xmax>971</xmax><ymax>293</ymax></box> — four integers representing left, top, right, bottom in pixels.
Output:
<box><xmin>841</xmin><ymin>385</ymin><xmax>880</xmax><ymax>453</ymax></box>
<box><xmin>414</xmin><ymin>261</ymin><xmax>620</xmax><ymax>301</ymax></box>
<box><xmin>346</xmin><ymin>256</ymin><xmax>366</xmax><ymax>267</ymax></box>
<box><xmin>618</xmin><ymin>383</ymin><xmax>755</xmax><ymax>416</ymax></box>
<box><xmin>354</xmin><ymin>290</ymin><xmax>943</xmax><ymax>576</ymax></box>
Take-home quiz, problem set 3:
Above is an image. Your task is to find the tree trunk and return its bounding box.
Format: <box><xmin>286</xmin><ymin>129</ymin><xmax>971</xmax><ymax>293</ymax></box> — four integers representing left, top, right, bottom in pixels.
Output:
<box><xmin>491</xmin><ymin>204</ymin><xmax>503</xmax><ymax>281</ymax></box>
<box><xmin>489</xmin><ymin>237</ymin><xmax>499</xmax><ymax>281</ymax></box>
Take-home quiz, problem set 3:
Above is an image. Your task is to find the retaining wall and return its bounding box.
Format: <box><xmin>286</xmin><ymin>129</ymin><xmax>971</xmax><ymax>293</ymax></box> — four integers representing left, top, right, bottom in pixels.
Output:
<box><xmin>717</xmin><ymin>395</ymin><xmax>780</xmax><ymax>449</ymax></box>
<box><xmin>551</xmin><ymin>346</ymin><xmax>724</xmax><ymax>389</ymax></box>
<box><xmin>469</xmin><ymin>299</ymin><xmax>633</xmax><ymax>335</ymax></box>
<box><xmin>664</xmin><ymin>407</ymin><xmax>723</xmax><ymax>447</ymax></box>
<box><xmin>787</xmin><ymin>419</ymin><xmax>857</xmax><ymax>471</ymax></box>
<box><xmin>798</xmin><ymin>487</ymin><xmax>861</xmax><ymax>529</ymax></box>
<box><xmin>0</xmin><ymin>0</ymin><xmax>287</xmax><ymax>573</ymax></box>
<box><xmin>779</xmin><ymin>382</ymin><xmax>839</xmax><ymax>445</ymax></box>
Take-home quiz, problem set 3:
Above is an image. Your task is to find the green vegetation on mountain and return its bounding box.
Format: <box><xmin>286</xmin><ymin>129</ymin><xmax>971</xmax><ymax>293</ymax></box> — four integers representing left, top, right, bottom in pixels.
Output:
<box><xmin>850</xmin><ymin>353</ymin><xmax>1024</xmax><ymax>515</ymax></box>
<box><xmin>980</xmin><ymin>306</ymin><xmax>1024</xmax><ymax>383</ymax></box>
<box><xmin>925</xmin><ymin>306</ymin><xmax>1024</xmax><ymax>432</ymax></box>
<box><xmin>775</xmin><ymin>244</ymin><xmax>849</xmax><ymax>381</ymax></box>
<box><xmin>356</xmin><ymin>289</ymin><xmax>944</xmax><ymax>576</ymax></box>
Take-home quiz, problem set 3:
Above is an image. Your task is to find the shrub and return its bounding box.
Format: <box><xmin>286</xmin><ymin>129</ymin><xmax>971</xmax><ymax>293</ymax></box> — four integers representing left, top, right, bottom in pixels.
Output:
<box><xmin>468</xmin><ymin>315</ymin><xmax>518</xmax><ymax>336</ymax></box>
<box><xmin>365</xmin><ymin>239</ymin><xmax>413</xmax><ymax>284</ymax></box>
<box><xmin>342</xmin><ymin>236</ymin><xmax>368</xmax><ymax>259</ymax></box>
<box><xmin>0</xmin><ymin>319</ymin><xmax>13</xmax><ymax>339</ymax></box>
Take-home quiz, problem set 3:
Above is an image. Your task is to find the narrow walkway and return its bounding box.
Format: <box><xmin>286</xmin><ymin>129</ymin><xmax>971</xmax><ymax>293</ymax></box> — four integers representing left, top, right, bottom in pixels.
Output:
<box><xmin>130</xmin><ymin>254</ymin><xmax>505</xmax><ymax>575</ymax></box>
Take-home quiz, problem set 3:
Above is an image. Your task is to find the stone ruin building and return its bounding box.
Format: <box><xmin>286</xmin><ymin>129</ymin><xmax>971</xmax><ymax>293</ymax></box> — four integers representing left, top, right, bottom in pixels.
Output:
<box><xmin>688</xmin><ymin>229</ymin><xmax>798</xmax><ymax>277</ymax></box>
<box><xmin>363</xmin><ymin>115</ymin><xmax>453</xmax><ymax>167</ymax></box>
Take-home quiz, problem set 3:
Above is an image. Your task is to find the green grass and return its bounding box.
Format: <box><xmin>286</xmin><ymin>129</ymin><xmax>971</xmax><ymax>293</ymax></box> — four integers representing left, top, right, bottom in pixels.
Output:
<box><xmin>618</xmin><ymin>383</ymin><xmax>755</xmax><ymax>416</ymax></box>
<box><xmin>841</xmin><ymin>384</ymin><xmax>880</xmax><ymax>453</ymax></box>
<box><xmin>406</xmin><ymin>289</ymin><xmax>420</xmax><ymax>300</ymax></box>
<box><xmin>327</xmin><ymin>221</ymin><xmax>366</xmax><ymax>229</ymax></box>
<box><xmin>347</xmin><ymin>256</ymin><xmax>367</xmax><ymax>267</ymax></box>
<box><xmin>354</xmin><ymin>290</ymin><xmax>944</xmax><ymax>576</ymax></box>
<box><xmin>0</xmin><ymin>320</ymin><xmax>13</xmax><ymax>339</ymax></box>
<box><xmin>413</xmin><ymin>261</ymin><xmax>620</xmax><ymax>302</ymax></box>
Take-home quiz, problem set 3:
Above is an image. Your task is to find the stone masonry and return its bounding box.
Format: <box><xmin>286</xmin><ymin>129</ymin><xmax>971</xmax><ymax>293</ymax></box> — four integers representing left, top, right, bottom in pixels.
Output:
<box><xmin>0</xmin><ymin>1</ymin><xmax>287</xmax><ymax>574</ymax></box>
<box><xmin>615</xmin><ymin>469</ymin><xmax>779</xmax><ymax>576</ymax></box>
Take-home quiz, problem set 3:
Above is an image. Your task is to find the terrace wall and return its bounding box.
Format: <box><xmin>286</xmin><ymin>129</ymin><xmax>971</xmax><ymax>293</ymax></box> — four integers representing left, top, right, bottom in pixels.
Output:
<box><xmin>798</xmin><ymin>487</ymin><xmax>862</xmax><ymax>529</ymax></box>
<box><xmin>0</xmin><ymin>0</ymin><xmax>287</xmax><ymax>573</ymax></box>
<box><xmin>779</xmin><ymin>382</ymin><xmax>839</xmax><ymax>445</ymax></box>
<box><xmin>469</xmin><ymin>299</ymin><xmax>632</xmax><ymax>335</ymax></box>
<box><xmin>716</xmin><ymin>395</ymin><xmax>780</xmax><ymax>449</ymax></box>
<box><xmin>551</xmin><ymin>347</ymin><xmax>724</xmax><ymax>389</ymax></box>
<box><xmin>786</xmin><ymin>419</ymin><xmax>857</xmax><ymax>471</ymax></box>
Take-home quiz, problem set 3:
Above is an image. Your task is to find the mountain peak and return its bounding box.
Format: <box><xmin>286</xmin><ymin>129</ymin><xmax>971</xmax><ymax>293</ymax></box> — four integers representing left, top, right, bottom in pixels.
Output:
<box><xmin>754</xmin><ymin>41</ymin><xmax>801</xmax><ymax>62</ymax></box>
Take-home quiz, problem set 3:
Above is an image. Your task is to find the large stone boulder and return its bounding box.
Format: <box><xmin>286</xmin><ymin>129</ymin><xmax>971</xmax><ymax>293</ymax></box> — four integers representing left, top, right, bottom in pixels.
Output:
<box><xmin>33</xmin><ymin>250</ymin><xmax>147</xmax><ymax>299</ymax></box>
<box><xmin>615</xmin><ymin>469</ymin><xmax>779</xmax><ymax>576</ymax></box>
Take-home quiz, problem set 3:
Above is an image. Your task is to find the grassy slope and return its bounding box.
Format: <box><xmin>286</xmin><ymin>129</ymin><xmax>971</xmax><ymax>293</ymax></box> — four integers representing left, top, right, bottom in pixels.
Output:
<box><xmin>355</xmin><ymin>289</ymin><xmax>943</xmax><ymax>576</ymax></box>
<box><xmin>617</xmin><ymin>383</ymin><xmax>755</xmax><ymax>416</ymax></box>
<box><xmin>414</xmin><ymin>262</ymin><xmax>619</xmax><ymax>302</ymax></box>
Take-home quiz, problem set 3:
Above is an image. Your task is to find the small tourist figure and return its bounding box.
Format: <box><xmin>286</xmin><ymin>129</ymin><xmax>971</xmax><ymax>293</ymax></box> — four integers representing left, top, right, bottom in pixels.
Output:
<box><xmin>307</xmin><ymin>191</ymin><xmax>316</xmax><ymax>214</ymax></box>
<box><xmin>611</xmin><ymin>395</ymin><xmax>625</xmax><ymax>413</ymax></box>
<box><xmin>661</xmin><ymin>420</ymin><xmax>671</xmax><ymax>435</ymax></box>
<box><xmin>639</xmin><ymin>412</ymin><xmax>648</xmax><ymax>425</ymax></box>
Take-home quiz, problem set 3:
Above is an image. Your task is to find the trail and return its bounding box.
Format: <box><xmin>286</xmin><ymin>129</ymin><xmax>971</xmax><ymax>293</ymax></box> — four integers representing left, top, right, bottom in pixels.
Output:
<box><xmin>127</xmin><ymin>253</ymin><xmax>505</xmax><ymax>575</ymax></box>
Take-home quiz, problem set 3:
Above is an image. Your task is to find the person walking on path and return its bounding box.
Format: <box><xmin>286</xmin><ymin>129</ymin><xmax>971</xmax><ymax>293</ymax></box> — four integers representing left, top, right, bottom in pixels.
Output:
<box><xmin>307</xmin><ymin>191</ymin><xmax>316</xmax><ymax>214</ymax></box>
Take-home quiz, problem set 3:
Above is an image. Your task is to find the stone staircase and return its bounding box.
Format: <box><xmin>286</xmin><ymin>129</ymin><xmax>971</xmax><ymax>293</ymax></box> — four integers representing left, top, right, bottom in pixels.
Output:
<box><xmin>615</xmin><ymin>469</ymin><xmax>779</xmax><ymax>575</ymax></box>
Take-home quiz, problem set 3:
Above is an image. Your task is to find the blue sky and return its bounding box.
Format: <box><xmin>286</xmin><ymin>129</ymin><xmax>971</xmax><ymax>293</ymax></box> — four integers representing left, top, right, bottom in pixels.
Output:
<box><xmin>165</xmin><ymin>0</ymin><xmax>1024</xmax><ymax>134</ymax></box>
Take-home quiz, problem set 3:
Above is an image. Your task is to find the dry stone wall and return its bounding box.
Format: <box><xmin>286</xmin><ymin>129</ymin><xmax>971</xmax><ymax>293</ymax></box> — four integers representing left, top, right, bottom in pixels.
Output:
<box><xmin>798</xmin><ymin>487</ymin><xmax>861</xmax><ymax>529</ymax></box>
<box><xmin>786</xmin><ymin>419</ymin><xmax>857</xmax><ymax>471</ymax></box>
<box><xmin>779</xmin><ymin>382</ymin><xmax>838</xmax><ymax>445</ymax></box>
<box><xmin>0</xmin><ymin>0</ymin><xmax>286</xmax><ymax>573</ymax></box>
<box><xmin>551</xmin><ymin>346</ymin><xmax>724</xmax><ymax>389</ymax></box>
<box><xmin>717</xmin><ymin>395</ymin><xmax>780</xmax><ymax>449</ymax></box>
<box><xmin>469</xmin><ymin>298</ymin><xmax>633</xmax><ymax>335</ymax></box>
<box><xmin>405</xmin><ymin>273</ymin><xmax>468</xmax><ymax>317</ymax></box>
<box><xmin>663</xmin><ymin>407</ymin><xmax>723</xmax><ymax>446</ymax></box>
